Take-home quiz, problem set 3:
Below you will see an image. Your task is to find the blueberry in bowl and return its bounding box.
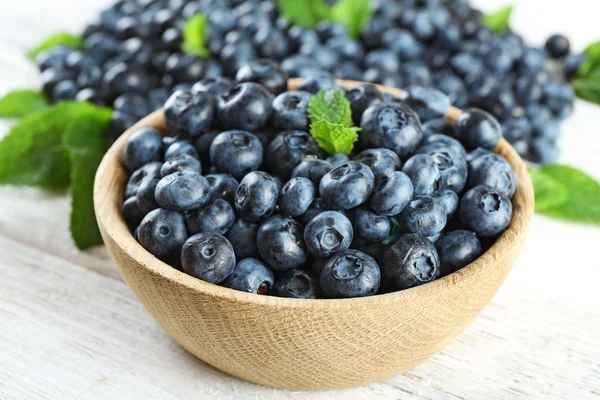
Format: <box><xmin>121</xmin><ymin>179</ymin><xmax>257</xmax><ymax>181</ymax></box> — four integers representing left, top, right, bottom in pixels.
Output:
<box><xmin>95</xmin><ymin>77</ymin><xmax>533</xmax><ymax>391</ymax></box>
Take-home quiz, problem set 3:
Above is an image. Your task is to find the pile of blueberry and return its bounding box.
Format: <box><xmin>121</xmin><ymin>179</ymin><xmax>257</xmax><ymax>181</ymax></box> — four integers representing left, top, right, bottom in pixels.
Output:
<box><xmin>121</xmin><ymin>59</ymin><xmax>516</xmax><ymax>299</ymax></box>
<box><xmin>35</xmin><ymin>0</ymin><xmax>577</xmax><ymax>164</ymax></box>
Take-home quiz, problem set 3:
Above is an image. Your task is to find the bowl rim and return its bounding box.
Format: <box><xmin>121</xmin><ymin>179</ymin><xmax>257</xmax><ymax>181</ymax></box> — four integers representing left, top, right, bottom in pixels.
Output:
<box><xmin>94</xmin><ymin>79</ymin><xmax>534</xmax><ymax>310</ymax></box>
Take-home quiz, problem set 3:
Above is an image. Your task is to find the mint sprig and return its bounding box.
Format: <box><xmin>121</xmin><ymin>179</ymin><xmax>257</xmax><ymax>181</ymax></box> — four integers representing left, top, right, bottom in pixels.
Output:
<box><xmin>277</xmin><ymin>0</ymin><xmax>372</xmax><ymax>39</ymax></box>
<box><xmin>530</xmin><ymin>164</ymin><xmax>600</xmax><ymax>225</ymax></box>
<box><xmin>181</xmin><ymin>13</ymin><xmax>211</xmax><ymax>58</ymax></box>
<box><xmin>571</xmin><ymin>41</ymin><xmax>600</xmax><ymax>104</ymax></box>
<box><xmin>0</xmin><ymin>89</ymin><xmax>48</xmax><ymax>118</ymax></box>
<box><xmin>308</xmin><ymin>89</ymin><xmax>360</xmax><ymax>155</ymax></box>
<box><xmin>0</xmin><ymin>101</ymin><xmax>113</xmax><ymax>248</ymax></box>
<box><xmin>481</xmin><ymin>5</ymin><xmax>513</xmax><ymax>34</ymax></box>
<box><xmin>28</xmin><ymin>32</ymin><xmax>84</xmax><ymax>60</ymax></box>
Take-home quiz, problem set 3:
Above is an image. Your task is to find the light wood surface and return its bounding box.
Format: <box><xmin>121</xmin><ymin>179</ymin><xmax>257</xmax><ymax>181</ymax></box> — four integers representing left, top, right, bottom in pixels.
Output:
<box><xmin>1</xmin><ymin>0</ymin><xmax>600</xmax><ymax>398</ymax></box>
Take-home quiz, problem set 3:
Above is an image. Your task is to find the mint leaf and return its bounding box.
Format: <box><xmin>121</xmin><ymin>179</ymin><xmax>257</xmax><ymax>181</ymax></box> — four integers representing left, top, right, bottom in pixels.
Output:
<box><xmin>0</xmin><ymin>89</ymin><xmax>48</xmax><ymax>118</ymax></box>
<box><xmin>330</xmin><ymin>0</ymin><xmax>373</xmax><ymax>39</ymax></box>
<box><xmin>308</xmin><ymin>89</ymin><xmax>353</xmax><ymax>127</ymax></box>
<box><xmin>481</xmin><ymin>5</ymin><xmax>513</xmax><ymax>34</ymax></box>
<box><xmin>529</xmin><ymin>168</ymin><xmax>569</xmax><ymax>211</ymax></box>
<box><xmin>181</xmin><ymin>13</ymin><xmax>211</xmax><ymax>58</ymax></box>
<box><xmin>571</xmin><ymin>75</ymin><xmax>600</xmax><ymax>104</ymax></box>
<box><xmin>534</xmin><ymin>165</ymin><xmax>600</xmax><ymax>225</ymax></box>
<box><xmin>0</xmin><ymin>102</ymin><xmax>78</xmax><ymax>188</ymax></box>
<box><xmin>63</xmin><ymin>102</ymin><xmax>112</xmax><ymax>249</ymax></box>
<box><xmin>577</xmin><ymin>41</ymin><xmax>600</xmax><ymax>78</ymax></box>
<box><xmin>310</xmin><ymin>120</ymin><xmax>359</xmax><ymax>155</ymax></box>
<box><xmin>277</xmin><ymin>0</ymin><xmax>331</xmax><ymax>28</ymax></box>
<box><xmin>28</xmin><ymin>32</ymin><xmax>84</xmax><ymax>59</ymax></box>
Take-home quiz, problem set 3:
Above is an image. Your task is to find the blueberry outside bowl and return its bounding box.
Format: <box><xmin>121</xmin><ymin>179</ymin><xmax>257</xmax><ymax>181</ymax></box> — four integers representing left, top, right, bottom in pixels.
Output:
<box><xmin>94</xmin><ymin>79</ymin><xmax>534</xmax><ymax>390</ymax></box>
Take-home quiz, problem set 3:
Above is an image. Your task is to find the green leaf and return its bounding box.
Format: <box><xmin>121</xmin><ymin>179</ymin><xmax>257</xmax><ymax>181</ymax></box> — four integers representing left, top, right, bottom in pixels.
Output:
<box><xmin>534</xmin><ymin>164</ymin><xmax>600</xmax><ymax>225</ymax></box>
<box><xmin>277</xmin><ymin>0</ymin><xmax>331</xmax><ymax>28</ymax></box>
<box><xmin>27</xmin><ymin>32</ymin><xmax>84</xmax><ymax>60</ymax></box>
<box><xmin>0</xmin><ymin>102</ymin><xmax>78</xmax><ymax>189</ymax></box>
<box><xmin>529</xmin><ymin>168</ymin><xmax>569</xmax><ymax>211</ymax></box>
<box><xmin>310</xmin><ymin>120</ymin><xmax>359</xmax><ymax>155</ymax></box>
<box><xmin>62</xmin><ymin>102</ymin><xmax>112</xmax><ymax>250</ymax></box>
<box><xmin>577</xmin><ymin>41</ymin><xmax>600</xmax><ymax>78</ymax></box>
<box><xmin>181</xmin><ymin>13</ymin><xmax>211</xmax><ymax>58</ymax></box>
<box><xmin>308</xmin><ymin>89</ymin><xmax>353</xmax><ymax>127</ymax></box>
<box><xmin>571</xmin><ymin>76</ymin><xmax>600</xmax><ymax>104</ymax></box>
<box><xmin>330</xmin><ymin>0</ymin><xmax>373</xmax><ymax>39</ymax></box>
<box><xmin>481</xmin><ymin>5</ymin><xmax>513</xmax><ymax>34</ymax></box>
<box><xmin>0</xmin><ymin>89</ymin><xmax>48</xmax><ymax>118</ymax></box>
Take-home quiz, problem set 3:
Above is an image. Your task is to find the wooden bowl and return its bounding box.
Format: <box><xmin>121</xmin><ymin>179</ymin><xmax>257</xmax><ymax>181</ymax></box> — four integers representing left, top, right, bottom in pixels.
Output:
<box><xmin>94</xmin><ymin>80</ymin><xmax>534</xmax><ymax>390</ymax></box>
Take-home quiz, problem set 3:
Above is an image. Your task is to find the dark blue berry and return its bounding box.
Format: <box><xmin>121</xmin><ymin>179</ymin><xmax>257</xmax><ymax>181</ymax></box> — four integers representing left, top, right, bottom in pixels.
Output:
<box><xmin>234</xmin><ymin>171</ymin><xmax>278</xmax><ymax>222</ymax></box>
<box><xmin>164</xmin><ymin>140</ymin><xmax>199</xmax><ymax>161</ymax></box>
<box><xmin>352</xmin><ymin>208</ymin><xmax>391</xmax><ymax>243</ymax></box>
<box><xmin>267</xmin><ymin>131</ymin><xmax>324</xmax><ymax>178</ymax></box>
<box><xmin>236</xmin><ymin>59</ymin><xmax>288</xmax><ymax>95</ymax></box>
<box><xmin>155</xmin><ymin>170</ymin><xmax>211</xmax><ymax>211</ymax></box>
<box><xmin>181</xmin><ymin>232</ymin><xmax>235</xmax><ymax>284</ymax></box>
<box><xmin>345</xmin><ymin>84</ymin><xmax>384</xmax><ymax>125</ymax></box>
<box><xmin>135</xmin><ymin>177</ymin><xmax>159</xmax><ymax>214</ymax></box>
<box><xmin>270</xmin><ymin>90</ymin><xmax>312</xmax><ymax>131</ymax></box>
<box><xmin>454</xmin><ymin>108</ymin><xmax>502</xmax><ymax>150</ymax></box>
<box><xmin>468</xmin><ymin>152</ymin><xmax>517</xmax><ymax>198</ymax></box>
<box><xmin>435</xmin><ymin>230</ymin><xmax>482</xmax><ymax>276</ymax></box>
<box><xmin>122</xmin><ymin>196</ymin><xmax>145</xmax><ymax>231</ymax></box>
<box><xmin>138</xmin><ymin>208</ymin><xmax>188</xmax><ymax>260</ymax></box>
<box><xmin>369</xmin><ymin>171</ymin><xmax>413</xmax><ymax>216</ymax></box>
<box><xmin>320</xmin><ymin>161</ymin><xmax>375</xmax><ymax>210</ymax></box>
<box><xmin>279</xmin><ymin>177</ymin><xmax>315</xmax><ymax>217</ymax></box>
<box><xmin>297</xmin><ymin>71</ymin><xmax>336</xmax><ymax>94</ymax></box>
<box><xmin>272</xmin><ymin>269</ymin><xmax>320</xmax><ymax>299</ymax></box>
<box><xmin>401</xmin><ymin>154</ymin><xmax>442</xmax><ymax>196</ymax></box>
<box><xmin>416</xmin><ymin>142</ymin><xmax>468</xmax><ymax>193</ymax></box>
<box><xmin>217</xmin><ymin>82</ymin><xmax>273</xmax><ymax>132</ymax></box>
<box><xmin>192</xmin><ymin>76</ymin><xmax>234</xmax><ymax>98</ymax></box>
<box><xmin>226</xmin><ymin>219</ymin><xmax>260</xmax><ymax>259</ymax></box>
<box><xmin>124</xmin><ymin>161</ymin><xmax>162</xmax><ymax>199</ymax></box>
<box><xmin>404</xmin><ymin>86</ymin><xmax>451</xmax><ymax>121</ymax></box>
<box><xmin>290</xmin><ymin>158</ymin><xmax>333</xmax><ymax>188</ymax></box>
<box><xmin>205</xmin><ymin>173</ymin><xmax>239</xmax><ymax>204</ymax></box>
<box><xmin>123</xmin><ymin>128</ymin><xmax>163</xmax><ymax>172</ymax></box>
<box><xmin>164</xmin><ymin>89</ymin><xmax>215</xmax><ymax>138</ymax></box>
<box><xmin>185</xmin><ymin>199</ymin><xmax>235</xmax><ymax>235</ymax></box>
<box><xmin>257</xmin><ymin>215</ymin><xmax>308</xmax><ymax>271</ymax></box>
<box><xmin>320</xmin><ymin>249</ymin><xmax>380</xmax><ymax>298</ymax></box>
<box><xmin>223</xmin><ymin>258</ymin><xmax>274</xmax><ymax>294</ymax></box>
<box><xmin>545</xmin><ymin>34</ymin><xmax>570</xmax><ymax>59</ymax></box>
<box><xmin>459</xmin><ymin>185</ymin><xmax>512</xmax><ymax>238</ymax></box>
<box><xmin>381</xmin><ymin>233</ymin><xmax>441</xmax><ymax>291</ymax></box>
<box><xmin>304</xmin><ymin>211</ymin><xmax>353</xmax><ymax>258</ymax></box>
<box><xmin>397</xmin><ymin>197</ymin><xmax>447</xmax><ymax>236</ymax></box>
<box><xmin>355</xmin><ymin>148</ymin><xmax>401</xmax><ymax>179</ymax></box>
<box><xmin>209</xmin><ymin>130</ymin><xmax>263</xmax><ymax>179</ymax></box>
<box><xmin>434</xmin><ymin>189</ymin><xmax>459</xmax><ymax>218</ymax></box>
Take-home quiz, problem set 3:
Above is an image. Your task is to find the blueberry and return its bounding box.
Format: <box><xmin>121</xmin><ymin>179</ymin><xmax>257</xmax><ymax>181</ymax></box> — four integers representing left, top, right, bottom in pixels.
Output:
<box><xmin>468</xmin><ymin>153</ymin><xmax>517</xmax><ymax>198</ymax></box>
<box><xmin>369</xmin><ymin>171</ymin><xmax>413</xmax><ymax>216</ymax></box>
<box><xmin>235</xmin><ymin>171</ymin><xmax>278</xmax><ymax>222</ymax></box>
<box><xmin>124</xmin><ymin>161</ymin><xmax>162</xmax><ymax>199</ymax></box>
<box><xmin>360</xmin><ymin>102</ymin><xmax>424</xmax><ymax>159</ymax></box>
<box><xmin>435</xmin><ymin>73</ymin><xmax>468</xmax><ymax>108</ymax></box>
<box><xmin>352</xmin><ymin>208</ymin><xmax>391</xmax><ymax>244</ymax></box>
<box><xmin>75</xmin><ymin>87</ymin><xmax>106</xmax><ymax>105</ymax></box>
<box><xmin>434</xmin><ymin>189</ymin><xmax>459</xmax><ymax>218</ymax></box>
<box><xmin>355</xmin><ymin>148</ymin><xmax>401</xmax><ymax>179</ymax></box>
<box><xmin>257</xmin><ymin>215</ymin><xmax>308</xmax><ymax>271</ymax></box>
<box><xmin>423</xmin><ymin>133</ymin><xmax>466</xmax><ymax>158</ymax></box>
<box><xmin>209</xmin><ymin>130</ymin><xmax>263</xmax><ymax>179</ymax></box>
<box><xmin>381</xmin><ymin>233</ymin><xmax>441</xmax><ymax>292</ymax></box>
<box><xmin>185</xmin><ymin>199</ymin><xmax>235</xmax><ymax>235</ymax></box>
<box><xmin>181</xmin><ymin>232</ymin><xmax>235</xmax><ymax>284</ymax></box>
<box><xmin>415</xmin><ymin>142</ymin><xmax>468</xmax><ymax>193</ymax></box>
<box><xmin>459</xmin><ymin>185</ymin><xmax>512</xmax><ymax>238</ymax></box>
<box><xmin>267</xmin><ymin>131</ymin><xmax>324</xmax><ymax>178</ymax></box>
<box><xmin>435</xmin><ymin>230</ymin><xmax>482</xmax><ymax>276</ymax></box>
<box><xmin>364</xmin><ymin>50</ymin><xmax>400</xmax><ymax>74</ymax></box>
<box><xmin>272</xmin><ymin>269</ymin><xmax>320</xmax><ymax>299</ymax></box>
<box><xmin>163</xmin><ymin>53</ymin><xmax>208</xmax><ymax>83</ymax></box>
<box><xmin>270</xmin><ymin>90</ymin><xmax>312</xmax><ymax>131</ymax></box>
<box><xmin>404</xmin><ymin>87</ymin><xmax>451</xmax><ymax>121</ymax></box>
<box><xmin>320</xmin><ymin>161</ymin><xmax>375</xmax><ymax>210</ymax></box>
<box><xmin>320</xmin><ymin>250</ymin><xmax>380</xmax><ymax>298</ymax></box>
<box><xmin>381</xmin><ymin>28</ymin><xmax>424</xmax><ymax>61</ymax></box>
<box><xmin>223</xmin><ymin>258</ymin><xmax>275</xmax><ymax>294</ymax></box>
<box><xmin>279</xmin><ymin>177</ymin><xmax>315</xmax><ymax>217</ymax></box>
<box><xmin>281</xmin><ymin>54</ymin><xmax>318</xmax><ymax>78</ymax></box>
<box><xmin>137</xmin><ymin>208</ymin><xmax>188</xmax><ymax>260</ymax></box>
<box><xmin>545</xmin><ymin>34</ymin><xmax>570</xmax><ymax>59</ymax></box>
<box><xmin>236</xmin><ymin>59</ymin><xmax>288</xmax><ymax>95</ymax></box>
<box><xmin>422</xmin><ymin>118</ymin><xmax>455</xmax><ymax>137</ymax></box>
<box><xmin>192</xmin><ymin>76</ymin><xmax>234</xmax><ymax>98</ymax></box>
<box><xmin>299</xmin><ymin>198</ymin><xmax>334</xmax><ymax>225</ymax></box>
<box><xmin>102</xmin><ymin>63</ymin><xmax>152</xmax><ymax>101</ymax></box>
<box><xmin>345</xmin><ymin>84</ymin><xmax>384</xmax><ymax>125</ymax></box>
<box><xmin>397</xmin><ymin>197</ymin><xmax>447</xmax><ymax>236</ymax></box>
<box><xmin>454</xmin><ymin>108</ymin><xmax>502</xmax><ymax>150</ymax></box>
<box><xmin>194</xmin><ymin>131</ymin><xmax>219</xmax><ymax>167</ymax></box>
<box><xmin>401</xmin><ymin>154</ymin><xmax>442</xmax><ymax>196</ymax></box>
<box><xmin>164</xmin><ymin>89</ymin><xmax>215</xmax><ymax>138</ymax></box>
<box><xmin>36</xmin><ymin>45</ymin><xmax>72</xmax><ymax>71</ymax></box>
<box><xmin>123</xmin><ymin>128</ymin><xmax>163</xmax><ymax>172</ymax></box>
<box><xmin>529</xmin><ymin>138</ymin><xmax>560</xmax><ymax>165</ymax></box>
<box><xmin>564</xmin><ymin>53</ymin><xmax>586</xmax><ymax>80</ymax></box>
<box><xmin>122</xmin><ymin>196</ymin><xmax>145</xmax><ymax>231</ymax></box>
<box><xmin>205</xmin><ymin>173</ymin><xmax>239</xmax><ymax>204</ymax></box>
<box><xmin>51</xmin><ymin>80</ymin><xmax>79</xmax><ymax>102</ymax></box>
<box><xmin>76</xmin><ymin>65</ymin><xmax>103</xmax><ymax>88</ymax></box>
<box><xmin>113</xmin><ymin>92</ymin><xmax>151</xmax><ymax>120</ymax></box>
<box><xmin>327</xmin><ymin>153</ymin><xmax>350</xmax><ymax>167</ymax></box>
<box><xmin>135</xmin><ymin>178</ymin><xmax>159</xmax><ymax>214</ymax></box>
<box><xmin>253</xmin><ymin>26</ymin><xmax>290</xmax><ymax>61</ymax></box>
<box><xmin>297</xmin><ymin>71</ymin><xmax>337</xmax><ymax>94</ymax></box>
<box><xmin>287</xmin><ymin>26</ymin><xmax>319</xmax><ymax>52</ymax></box>
<box><xmin>326</xmin><ymin>35</ymin><xmax>365</xmax><ymax>61</ymax></box>
<box><xmin>299</xmin><ymin>44</ymin><xmax>339</xmax><ymax>71</ymax></box>
<box><xmin>290</xmin><ymin>158</ymin><xmax>333</xmax><ymax>188</ymax></box>
<box><xmin>304</xmin><ymin>211</ymin><xmax>353</xmax><ymax>258</ymax></box>
<box><xmin>217</xmin><ymin>82</ymin><xmax>273</xmax><ymax>132</ymax></box>
<box><xmin>164</xmin><ymin>140</ymin><xmax>199</xmax><ymax>161</ymax></box>
<box><xmin>155</xmin><ymin>170</ymin><xmax>211</xmax><ymax>211</ymax></box>
<box><xmin>226</xmin><ymin>219</ymin><xmax>260</xmax><ymax>259</ymax></box>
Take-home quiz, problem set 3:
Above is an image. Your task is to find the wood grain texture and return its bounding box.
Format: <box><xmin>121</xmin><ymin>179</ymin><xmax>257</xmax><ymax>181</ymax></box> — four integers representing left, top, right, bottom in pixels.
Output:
<box><xmin>93</xmin><ymin>81</ymin><xmax>534</xmax><ymax>390</ymax></box>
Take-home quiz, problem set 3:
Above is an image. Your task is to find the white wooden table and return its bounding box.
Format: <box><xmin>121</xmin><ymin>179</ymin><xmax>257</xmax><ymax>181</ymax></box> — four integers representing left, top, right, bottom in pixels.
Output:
<box><xmin>1</xmin><ymin>0</ymin><xmax>600</xmax><ymax>398</ymax></box>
